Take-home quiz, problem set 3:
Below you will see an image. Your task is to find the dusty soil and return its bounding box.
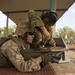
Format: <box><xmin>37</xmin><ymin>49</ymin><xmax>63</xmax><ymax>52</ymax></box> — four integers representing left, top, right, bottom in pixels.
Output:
<box><xmin>66</xmin><ymin>44</ymin><xmax>75</xmax><ymax>59</ymax></box>
<box><xmin>67</xmin><ymin>44</ymin><xmax>75</xmax><ymax>48</ymax></box>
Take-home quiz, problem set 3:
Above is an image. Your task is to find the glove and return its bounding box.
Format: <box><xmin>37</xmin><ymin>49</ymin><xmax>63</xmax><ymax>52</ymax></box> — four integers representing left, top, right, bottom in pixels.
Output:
<box><xmin>41</xmin><ymin>53</ymin><xmax>52</xmax><ymax>67</ymax></box>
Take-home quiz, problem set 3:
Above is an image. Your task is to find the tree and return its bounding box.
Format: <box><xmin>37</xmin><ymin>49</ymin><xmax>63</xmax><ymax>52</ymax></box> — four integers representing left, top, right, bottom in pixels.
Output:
<box><xmin>56</xmin><ymin>26</ymin><xmax>75</xmax><ymax>44</ymax></box>
<box><xmin>0</xmin><ymin>28</ymin><xmax>4</xmax><ymax>38</ymax></box>
<box><xmin>0</xmin><ymin>25</ymin><xmax>16</xmax><ymax>37</ymax></box>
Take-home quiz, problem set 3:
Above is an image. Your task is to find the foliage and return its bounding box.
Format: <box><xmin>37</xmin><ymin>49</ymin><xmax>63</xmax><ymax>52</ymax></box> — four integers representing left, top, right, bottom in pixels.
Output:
<box><xmin>56</xmin><ymin>26</ymin><xmax>75</xmax><ymax>44</ymax></box>
<box><xmin>1</xmin><ymin>25</ymin><xmax>75</xmax><ymax>44</ymax></box>
<box><xmin>0</xmin><ymin>25</ymin><xmax>16</xmax><ymax>37</ymax></box>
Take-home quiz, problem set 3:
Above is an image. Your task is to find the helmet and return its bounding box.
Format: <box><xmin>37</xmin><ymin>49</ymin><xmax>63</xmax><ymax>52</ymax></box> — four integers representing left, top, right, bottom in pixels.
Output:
<box><xmin>15</xmin><ymin>21</ymin><xmax>34</xmax><ymax>35</ymax></box>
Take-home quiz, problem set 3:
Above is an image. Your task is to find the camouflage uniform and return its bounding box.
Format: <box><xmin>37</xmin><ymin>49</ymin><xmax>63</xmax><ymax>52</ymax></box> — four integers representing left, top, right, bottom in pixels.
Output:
<box><xmin>28</xmin><ymin>10</ymin><xmax>53</xmax><ymax>47</ymax></box>
<box><xmin>28</xmin><ymin>10</ymin><xmax>44</xmax><ymax>45</ymax></box>
<box><xmin>1</xmin><ymin>39</ymin><xmax>41</xmax><ymax>72</ymax></box>
<box><xmin>0</xmin><ymin>19</ymin><xmax>41</xmax><ymax>72</ymax></box>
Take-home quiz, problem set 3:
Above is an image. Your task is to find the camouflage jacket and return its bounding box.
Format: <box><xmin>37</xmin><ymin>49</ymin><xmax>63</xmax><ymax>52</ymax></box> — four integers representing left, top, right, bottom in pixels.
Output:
<box><xmin>1</xmin><ymin>39</ymin><xmax>41</xmax><ymax>72</ymax></box>
<box><xmin>28</xmin><ymin>10</ymin><xmax>53</xmax><ymax>47</ymax></box>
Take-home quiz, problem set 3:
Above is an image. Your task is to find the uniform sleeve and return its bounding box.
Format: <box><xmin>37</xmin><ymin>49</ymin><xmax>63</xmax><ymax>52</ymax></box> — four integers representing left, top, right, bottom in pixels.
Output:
<box><xmin>28</xmin><ymin>10</ymin><xmax>44</xmax><ymax>27</ymax></box>
<box><xmin>1</xmin><ymin>40</ymin><xmax>41</xmax><ymax>72</ymax></box>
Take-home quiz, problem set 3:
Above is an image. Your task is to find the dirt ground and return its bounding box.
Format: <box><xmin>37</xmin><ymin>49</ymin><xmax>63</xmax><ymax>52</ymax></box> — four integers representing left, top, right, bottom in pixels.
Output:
<box><xmin>66</xmin><ymin>44</ymin><xmax>75</xmax><ymax>59</ymax></box>
<box><xmin>67</xmin><ymin>44</ymin><xmax>75</xmax><ymax>48</ymax></box>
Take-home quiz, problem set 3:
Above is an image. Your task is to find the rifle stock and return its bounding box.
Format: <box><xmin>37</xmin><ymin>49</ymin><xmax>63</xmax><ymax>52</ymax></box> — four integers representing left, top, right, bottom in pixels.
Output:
<box><xmin>20</xmin><ymin>48</ymin><xmax>51</xmax><ymax>60</ymax></box>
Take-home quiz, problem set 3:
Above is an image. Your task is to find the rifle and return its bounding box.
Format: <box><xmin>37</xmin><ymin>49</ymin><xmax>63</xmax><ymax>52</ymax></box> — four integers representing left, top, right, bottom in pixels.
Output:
<box><xmin>20</xmin><ymin>48</ymin><xmax>51</xmax><ymax>60</ymax></box>
<box><xmin>20</xmin><ymin>45</ymin><xmax>75</xmax><ymax>62</ymax></box>
<box><xmin>20</xmin><ymin>47</ymin><xmax>65</xmax><ymax>60</ymax></box>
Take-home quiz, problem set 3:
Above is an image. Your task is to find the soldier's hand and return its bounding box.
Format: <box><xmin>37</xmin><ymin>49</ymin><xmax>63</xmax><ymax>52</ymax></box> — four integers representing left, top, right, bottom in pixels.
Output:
<box><xmin>48</xmin><ymin>39</ymin><xmax>56</xmax><ymax>47</ymax></box>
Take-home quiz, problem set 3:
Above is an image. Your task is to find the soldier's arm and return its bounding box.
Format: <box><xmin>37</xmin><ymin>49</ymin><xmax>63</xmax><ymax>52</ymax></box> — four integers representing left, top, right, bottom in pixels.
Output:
<box><xmin>28</xmin><ymin>10</ymin><xmax>51</xmax><ymax>41</ymax></box>
<box><xmin>1</xmin><ymin>40</ymin><xmax>41</xmax><ymax>72</ymax></box>
<box><xmin>44</xmin><ymin>27</ymin><xmax>56</xmax><ymax>47</ymax></box>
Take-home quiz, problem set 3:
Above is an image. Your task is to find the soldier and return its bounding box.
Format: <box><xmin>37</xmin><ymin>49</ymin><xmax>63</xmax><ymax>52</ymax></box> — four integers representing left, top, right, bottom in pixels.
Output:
<box><xmin>0</xmin><ymin>23</ymin><xmax>51</xmax><ymax>72</ymax></box>
<box><xmin>28</xmin><ymin>10</ymin><xmax>57</xmax><ymax>48</ymax></box>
